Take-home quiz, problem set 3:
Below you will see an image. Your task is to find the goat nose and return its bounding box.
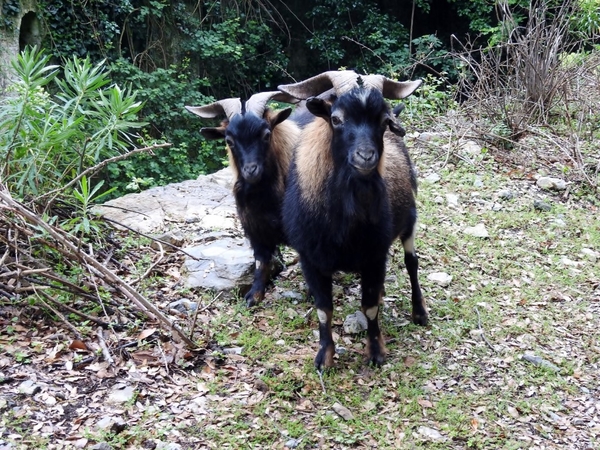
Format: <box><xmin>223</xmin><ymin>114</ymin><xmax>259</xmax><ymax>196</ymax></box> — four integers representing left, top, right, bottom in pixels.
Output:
<box><xmin>357</xmin><ymin>149</ymin><xmax>376</xmax><ymax>162</ymax></box>
<box><xmin>245</xmin><ymin>163</ymin><xmax>258</xmax><ymax>175</ymax></box>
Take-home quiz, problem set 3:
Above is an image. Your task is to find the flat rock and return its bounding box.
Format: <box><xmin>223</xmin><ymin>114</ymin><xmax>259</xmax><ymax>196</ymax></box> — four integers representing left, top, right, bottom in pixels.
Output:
<box><xmin>536</xmin><ymin>176</ymin><xmax>567</xmax><ymax>191</ymax></box>
<box><xmin>427</xmin><ymin>272</ymin><xmax>452</xmax><ymax>287</ymax></box>
<box><xmin>93</xmin><ymin>173</ymin><xmax>236</xmax><ymax>234</ymax></box>
<box><xmin>95</xmin><ymin>168</ymin><xmax>259</xmax><ymax>295</ymax></box>
<box><xmin>463</xmin><ymin>223</ymin><xmax>489</xmax><ymax>238</ymax></box>
<box><xmin>183</xmin><ymin>238</ymin><xmax>254</xmax><ymax>291</ymax></box>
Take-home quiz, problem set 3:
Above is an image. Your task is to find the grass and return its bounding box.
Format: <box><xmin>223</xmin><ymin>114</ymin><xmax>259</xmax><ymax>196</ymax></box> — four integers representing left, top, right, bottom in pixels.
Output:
<box><xmin>2</xmin><ymin>129</ymin><xmax>598</xmax><ymax>450</ymax></box>
<box><xmin>167</xmin><ymin>135</ymin><xmax>600</xmax><ymax>449</ymax></box>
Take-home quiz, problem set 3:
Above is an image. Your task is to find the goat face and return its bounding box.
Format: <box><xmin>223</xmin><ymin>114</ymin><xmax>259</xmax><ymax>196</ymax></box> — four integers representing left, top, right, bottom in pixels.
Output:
<box><xmin>306</xmin><ymin>87</ymin><xmax>401</xmax><ymax>176</ymax></box>
<box><xmin>201</xmin><ymin>108</ymin><xmax>292</xmax><ymax>185</ymax></box>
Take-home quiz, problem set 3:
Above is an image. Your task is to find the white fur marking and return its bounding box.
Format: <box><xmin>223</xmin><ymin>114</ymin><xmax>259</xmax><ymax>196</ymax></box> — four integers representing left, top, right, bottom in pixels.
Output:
<box><xmin>317</xmin><ymin>309</ymin><xmax>328</xmax><ymax>324</ymax></box>
<box><xmin>255</xmin><ymin>260</ymin><xmax>262</xmax><ymax>270</ymax></box>
<box><xmin>365</xmin><ymin>306</ymin><xmax>379</xmax><ymax>321</ymax></box>
<box><xmin>403</xmin><ymin>232</ymin><xmax>415</xmax><ymax>255</ymax></box>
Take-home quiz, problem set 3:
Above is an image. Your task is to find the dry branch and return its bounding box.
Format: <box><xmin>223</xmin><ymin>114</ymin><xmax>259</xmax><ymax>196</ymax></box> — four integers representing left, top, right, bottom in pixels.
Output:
<box><xmin>0</xmin><ymin>185</ymin><xmax>196</xmax><ymax>348</ymax></box>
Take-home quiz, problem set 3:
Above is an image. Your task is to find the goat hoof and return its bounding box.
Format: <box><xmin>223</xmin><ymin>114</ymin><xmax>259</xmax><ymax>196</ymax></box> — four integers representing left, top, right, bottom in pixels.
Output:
<box><xmin>368</xmin><ymin>353</ymin><xmax>386</xmax><ymax>367</ymax></box>
<box><xmin>314</xmin><ymin>345</ymin><xmax>335</xmax><ymax>370</ymax></box>
<box><xmin>412</xmin><ymin>312</ymin><xmax>428</xmax><ymax>326</ymax></box>
<box><xmin>244</xmin><ymin>290</ymin><xmax>263</xmax><ymax>308</ymax></box>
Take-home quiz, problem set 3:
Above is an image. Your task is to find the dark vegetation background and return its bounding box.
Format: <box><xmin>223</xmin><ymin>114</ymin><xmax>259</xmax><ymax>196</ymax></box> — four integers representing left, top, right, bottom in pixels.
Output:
<box><xmin>2</xmin><ymin>0</ymin><xmax>600</xmax><ymax>199</ymax></box>
<box><xmin>31</xmin><ymin>0</ymin><xmax>566</xmax><ymax>194</ymax></box>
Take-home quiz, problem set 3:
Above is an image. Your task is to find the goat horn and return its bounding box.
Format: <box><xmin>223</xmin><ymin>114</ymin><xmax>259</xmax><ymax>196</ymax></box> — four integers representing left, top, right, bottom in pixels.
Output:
<box><xmin>185</xmin><ymin>98</ymin><xmax>242</xmax><ymax>120</ymax></box>
<box><xmin>278</xmin><ymin>70</ymin><xmax>358</xmax><ymax>99</ymax></box>
<box><xmin>381</xmin><ymin>77</ymin><xmax>423</xmax><ymax>100</ymax></box>
<box><xmin>245</xmin><ymin>91</ymin><xmax>300</xmax><ymax>117</ymax></box>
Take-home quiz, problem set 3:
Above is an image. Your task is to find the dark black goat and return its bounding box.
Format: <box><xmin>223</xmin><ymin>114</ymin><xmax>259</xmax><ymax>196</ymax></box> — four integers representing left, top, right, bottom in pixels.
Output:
<box><xmin>278</xmin><ymin>71</ymin><xmax>427</xmax><ymax>369</ymax></box>
<box><xmin>186</xmin><ymin>92</ymin><xmax>301</xmax><ymax>307</ymax></box>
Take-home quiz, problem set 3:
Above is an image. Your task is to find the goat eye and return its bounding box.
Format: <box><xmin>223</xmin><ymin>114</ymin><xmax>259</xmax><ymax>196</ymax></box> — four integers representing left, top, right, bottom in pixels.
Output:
<box><xmin>331</xmin><ymin>116</ymin><xmax>342</xmax><ymax>126</ymax></box>
<box><xmin>226</xmin><ymin>138</ymin><xmax>235</xmax><ymax>148</ymax></box>
<box><xmin>262</xmin><ymin>130</ymin><xmax>271</xmax><ymax>142</ymax></box>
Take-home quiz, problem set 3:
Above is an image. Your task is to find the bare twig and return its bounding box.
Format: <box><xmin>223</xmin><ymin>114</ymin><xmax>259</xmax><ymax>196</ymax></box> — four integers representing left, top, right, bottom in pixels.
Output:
<box><xmin>317</xmin><ymin>369</ymin><xmax>327</xmax><ymax>394</ymax></box>
<box><xmin>38</xmin><ymin>143</ymin><xmax>172</xmax><ymax>203</ymax></box>
<box><xmin>475</xmin><ymin>307</ymin><xmax>497</xmax><ymax>353</ymax></box>
<box><xmin>0</xmin><ymin>188</ymin><xmax>196</xmax><ymax>348</ymax></box>
<box><xmin>97</xmin><ymin>326</ymin><xmax>116</xmax><ymax>366</ymax></box>
<box><xmin>131</xmin><ymin>241</ymin><xmax>165</xmax><ymax>286</ymax></box>
<box><xmin>102</xmin><ymin>217</ymin><xmax>199</xmax><ymax>260</ymax></box>
<box><xmin>189</xmin><ymin>291</ymin><xmax>222</xmax><ymax>341</ymax></box>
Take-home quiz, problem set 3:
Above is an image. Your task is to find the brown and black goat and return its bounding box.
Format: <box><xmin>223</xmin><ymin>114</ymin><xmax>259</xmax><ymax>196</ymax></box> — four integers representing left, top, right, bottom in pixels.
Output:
<box><xmin>186</xmin><ymin>92</ymin><xmax>301</xmax><ymax>307</ymax></box>
<box><xmin>278</xmin><ymin>71</ymin><xmax>427</xmax><ymax>370</ymax></box>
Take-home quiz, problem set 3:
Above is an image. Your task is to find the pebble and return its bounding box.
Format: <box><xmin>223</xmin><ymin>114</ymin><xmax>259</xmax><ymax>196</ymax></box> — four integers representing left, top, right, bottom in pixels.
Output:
<box><xmin>533</xmin><ymin>200</ymin><xmax>552</xmax><ymax>211</ymax></box>
<box><xmin>423</xmin><ymin>173</ymin><xmax>441</xmax><ymax>183</ymax></box>
<box><xmin>284</xmin><ymin>438</ymin><xmax>301</xmax><ymax>449</ymax></box>
<box><xmin>167</xmin><ymin>299</ymin><xmax>198</xmax><ymax>314</ymax></box>
<box><xmin>17</xmin><ymin>380</ymin><xmax>40</xmax><ymax>396</ymax></box>
<box><xmin>498</xmin><ymin>189</ymin><xmax>515</xmax><ymax>200</ymax></box>
<box><xmin>446</xmin><ymin>193</ymin><xmax>459</xmax><ymax>207</ymax></box>
<box><xmin>107</xmin><ymin>385</ymin><xmax>136</xmax><ymax>404</ymax></box>
<box><xmin>417</xmin><ymin>426</ymin><xmax>446</xmax><ymax>442</ymax></box>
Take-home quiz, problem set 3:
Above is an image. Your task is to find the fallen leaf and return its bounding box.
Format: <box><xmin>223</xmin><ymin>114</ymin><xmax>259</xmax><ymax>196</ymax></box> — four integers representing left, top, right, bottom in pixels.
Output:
<box><xmin>404</xmin><ymin>356</ymin><xmax>417</xmax><ymax>367</ymax></box>
<box><xmin>418</xmin><ymin>398</ymin><xmax>434</xmax><ymax>408</ymax></box>
<box><xmin>69</xmin><ymin>340</ymin><xmax>88</xmax><ymax>351</ymax></box>
<box><xmin>138</xmin><ymin>328</ymin><xmax>157</xmax><ymax>341</ymax></box>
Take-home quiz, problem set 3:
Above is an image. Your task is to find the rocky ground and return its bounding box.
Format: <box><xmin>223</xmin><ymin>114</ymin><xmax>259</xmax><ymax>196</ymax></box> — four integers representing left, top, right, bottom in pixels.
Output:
<box><xmin>1</xmin><ymin>131</ymin><xmax>599</xmax><ymax>449</ymax></box>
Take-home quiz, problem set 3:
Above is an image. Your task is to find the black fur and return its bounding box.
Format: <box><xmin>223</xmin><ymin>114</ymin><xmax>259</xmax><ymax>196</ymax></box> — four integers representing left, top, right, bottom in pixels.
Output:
<box><xmin>283</xmin><ymin>87</ymin><xmax>427</xmax><ymax>370</ymax></box>
<box><xmin>201</xmin><ymin>109</ymin><xmax>294</xmax><ymax>307</ymax></box>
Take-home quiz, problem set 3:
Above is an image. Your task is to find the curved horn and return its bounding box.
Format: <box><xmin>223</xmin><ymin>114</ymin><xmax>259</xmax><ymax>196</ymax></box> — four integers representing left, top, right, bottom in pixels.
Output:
<box><xmin>245</xmin><ymin>91</ymin><xmax>300</xmax><ymax>117</ymax></box>
<box><xmin>359</xmin><ymin>75</ymin><xmax>422</xmax><ymax>100</ymax></box>
<box><xmin>278</xmin><ymin>70</ymin><xmax>359</xmax><ymax>99</ymax></box>
<box><xmin>185</xmin><ymin>98</ymin><xmax>242</xmax><ymax>120</ymax></box>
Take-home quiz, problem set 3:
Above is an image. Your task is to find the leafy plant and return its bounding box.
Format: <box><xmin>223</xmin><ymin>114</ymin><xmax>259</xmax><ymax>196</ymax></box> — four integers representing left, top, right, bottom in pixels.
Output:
<box><xmin>0</xmin><ymin>46</ymin><xmax>146</xmax><ymax>206</ymax></box>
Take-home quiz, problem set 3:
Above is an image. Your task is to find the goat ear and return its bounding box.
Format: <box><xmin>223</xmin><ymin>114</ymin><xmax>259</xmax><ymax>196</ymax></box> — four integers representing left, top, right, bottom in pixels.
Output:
<box><xmin>306</xmin><ymin>97</ymin><xmax>331</xmax><ymax>119</ymax></box>
<box><xmin>267</xmin><ymin>107</ymin><xmax>292</xmax><ymax>129</ymax></box>
<box><xmin>200</xmin><ymin>127</ymin><xmax>227</xmax><ymax>140</ymax></box>
<box><xmin>388</xmin><ymin>119</ymin><xmax>406</xmax><ymax>137</ymax></box>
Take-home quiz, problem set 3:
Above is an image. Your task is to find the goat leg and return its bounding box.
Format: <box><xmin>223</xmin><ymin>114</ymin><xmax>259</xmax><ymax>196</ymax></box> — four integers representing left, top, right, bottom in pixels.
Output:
<box><xmin>361</xmin><ymin>262</ymin><xmax>387</xmax><ymax>366</ymax></box>
<box><xmin>302</xmin><ymin>262</ymin><xmax>335</xmax><ymax>370</ymax></box>
<box><xmin>404</xmin><ymin>249</ymin><xmax>428</xmax><ymax>326</ymax></box>
<box><xmin>245</xmin><ymin>243</ymin><xmax>278</xmax><ymax>307</ymax></box>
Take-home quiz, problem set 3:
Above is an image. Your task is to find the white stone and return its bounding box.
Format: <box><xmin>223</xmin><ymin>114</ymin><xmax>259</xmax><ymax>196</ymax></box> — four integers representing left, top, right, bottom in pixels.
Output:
<box><xmin>427</xmin><ymin>272</ymin><xmax>452</xmax><ymax>287</ymax></box>
<box><xmin>446</xmin><ymin>193</ymin><xmax>459</xmax><ymax>207</ymax></box>
<box><xmin>423</xmin><ymin>173</ymin><xmax>441</xmax><ymax>183</ymax></box>
<box><xmin>417</xmin><ymin>426</ymin><xmax>446</xmax><ymax>442</ymax></box>
<box><xmin>343</xmin><ymin>311</ymin><xmax>368</xmax><ymax>334</ymax></box>
<box><xmin>460</xmin><ymin>140</ymin><xmax>482</xmax><ymax>155</ymax></box>
<box><xmin>463</xmin><ymin>223</ymin><xmax>489</xmax><ymax>238</ymax></box>
<box><xmin>581</xmin><ymin>248</ymin><xmax>599</xmax><ymax>263</ymax></box>
<box><xmin>536</xmin><ymin>176</ymin><xmax>567</xmax><ymax>191</ymax></box>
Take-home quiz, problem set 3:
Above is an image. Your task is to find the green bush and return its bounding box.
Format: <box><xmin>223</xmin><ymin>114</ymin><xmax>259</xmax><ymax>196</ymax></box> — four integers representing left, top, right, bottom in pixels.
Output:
<box><xmin>106</xmin><ymin>59</ymin><xmax>226</xmax><ymax>194</ymax></box>
<box><xmin>0</xmin><ymin>47</ymin><xmax>145</xmax><ymax>201</ymax></box>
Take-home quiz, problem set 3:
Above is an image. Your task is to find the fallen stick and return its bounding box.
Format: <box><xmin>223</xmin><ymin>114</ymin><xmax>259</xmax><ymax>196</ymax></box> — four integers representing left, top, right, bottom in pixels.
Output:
<box><xmin>97</xmin><ymin>326</ymin><xmax>116</xmax><ymax>366</ymax></box>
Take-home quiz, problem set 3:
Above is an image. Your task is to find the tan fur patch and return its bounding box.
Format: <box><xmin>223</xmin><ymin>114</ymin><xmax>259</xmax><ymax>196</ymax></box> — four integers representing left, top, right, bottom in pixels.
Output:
<box><xmin>265</xmin><ymin>110</ymin><xmax>301</xmax><ymax>198</ymax></box>
<box><xmin>296</xmin><ymin>119</ymin><xmax>333</xmax><ymax>208</ymax></box>
<box><xmin>226</xmin><ymin>146</ymin><xmax>238</xmax><ymax>182</ymax></box>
